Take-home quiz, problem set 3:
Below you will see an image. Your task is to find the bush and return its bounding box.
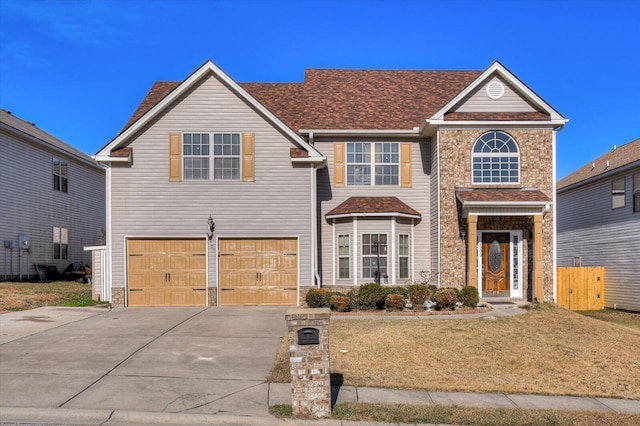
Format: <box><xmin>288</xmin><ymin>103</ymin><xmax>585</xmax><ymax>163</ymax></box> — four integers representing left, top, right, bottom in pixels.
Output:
<box><xmin>330</xmin><ymin>295</ymin><xmax>351</xmax><ymax>312</ymax></box>
<box><xmin>408</xmin><ymin>284</ymin><xmax>430</xmax><ymax>311</ymax></box>
<box><xmin>305</xmin><ymin>288</ymin><xmax>327</xmax><ymax>308</ymax></box>
<box><xmin>430</xmin><ymin>286</ymin><xmax>460</xmax><ymax>302</ymax></box>
<box><xmin>384</xmin><ymin>294</ymin><xmax>405</xmax><ymax>312</ymax></box>
<box><xmin>459</xmin><ymin>286</ymin><xmax>479</xmax><ymax>308</ymax></box>
<box><xmin>382</xmin><ymin>286</ymin><xmax>409</xmax><ymax>300</ymax></box>
<box><xmin>321</xmin><ymin>291</ymin><xmax>347</xmax><ymax>308</ymax></box>
<box><xmin>434</xmin><ymin>288</ymin><xmax>457</xmax><ymax>311</ymax></box>
<box><xmin>358</xmin><ymin>283</ymin><xmax>385</xmax><ymax>311</ymax></box>
<box><xmin>347</xmin><ymin>288</ymin><xmax>359</xmax><ymax>311</ymax></box>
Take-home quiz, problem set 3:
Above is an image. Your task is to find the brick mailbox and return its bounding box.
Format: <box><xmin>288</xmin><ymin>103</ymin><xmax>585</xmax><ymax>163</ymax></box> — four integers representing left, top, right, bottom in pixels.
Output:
<box><xmin>285</xmin><ymin>308</ymin><xmax>331</xmax><ymax>419</ymax></box>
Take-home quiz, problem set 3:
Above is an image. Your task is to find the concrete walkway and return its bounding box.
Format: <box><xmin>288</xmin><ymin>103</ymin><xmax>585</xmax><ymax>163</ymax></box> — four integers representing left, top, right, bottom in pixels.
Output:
<box><xmin>1</xmin><ymin>305</ymin><xmax>639</xmax><ymax>425</ymax></box>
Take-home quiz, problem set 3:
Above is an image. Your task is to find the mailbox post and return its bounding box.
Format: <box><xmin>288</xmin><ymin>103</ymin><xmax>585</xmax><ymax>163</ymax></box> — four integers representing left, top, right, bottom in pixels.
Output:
<box><xmin>285</xmin><ymin>308</ymin><xmax>331</xmax><ymax>419</ymax></box>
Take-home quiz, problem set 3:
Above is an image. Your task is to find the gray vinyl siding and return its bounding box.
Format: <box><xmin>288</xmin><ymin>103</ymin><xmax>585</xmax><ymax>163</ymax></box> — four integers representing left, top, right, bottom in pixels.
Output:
<box><xmin>316</xmin><ymin>138</ymin><xmax>431</xmax><ymax>287</ymax></box>
<box><xmin>0</xmin><ymin>130</ymin><xmax>105</xmax><ymax>280</ymax></box>
<box><xmin>557</xmin><ymin>167</ymin><xmax>640</xmax><ymax>311</ymax></box>
<box><xmin>452</xmin><ymin>76</ymin><xmax>538</xmax><ymax>113</ymax></box>
<box><xmin>109</xmin><ymin>74</ymin><xmax>313</xmax><ymax>294</ymax></box>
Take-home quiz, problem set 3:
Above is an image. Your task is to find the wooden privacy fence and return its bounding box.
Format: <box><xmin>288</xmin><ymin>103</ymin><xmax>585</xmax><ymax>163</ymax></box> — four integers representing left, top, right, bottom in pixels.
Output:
<box><xmin>556</xmin><ymin>267</ymin><xmax>605</xmax><ymax>311</ymax></box>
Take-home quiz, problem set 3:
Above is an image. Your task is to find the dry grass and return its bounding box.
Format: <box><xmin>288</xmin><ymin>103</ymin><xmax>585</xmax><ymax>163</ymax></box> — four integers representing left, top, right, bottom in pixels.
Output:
<box><xmin>330</xmin><ymin>403</ymin><xmax>640</xmax><ymax>425</ymax></box>
<box><xmin>269</xmin><ymin>304</ymin><xmax>640</xmax><ymax>399</ymax></box>
<box><xmin>576</xmin><ymin>308</ymin><xmax>640</xmax><ymax>331</ymax></box>
<box><xmin>0</xmin><ymin>281</ymin><xmax>96</xmax><ymax>313</ymax></box>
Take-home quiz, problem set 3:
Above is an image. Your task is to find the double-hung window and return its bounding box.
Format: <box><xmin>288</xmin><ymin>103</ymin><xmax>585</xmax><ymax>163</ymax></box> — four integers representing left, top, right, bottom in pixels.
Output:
<box><xmin>362</xmin><ymin>234</ymin><xmax>387</xmax><ymax>279</ymax></box>
<box><xmin>53</xmin><ymin>158</ymin><xmax>68</xmax><ymax>193</ymax></box>
<box><xmin>53</xmin><ymin>227</ymin><xmax>68</xmax><ymax>260</ymax></box>
<box><xmin>398</xmin><ymin>234</ymin><xmax>409</xmax><ymax>279</ymax></box>
<box><xmin>183</xmin><ymin>133</ymin><xmax>241</xmax><ymax>180</ymax></box>
<box><xmin>612</xmin><ymin>177</ymin><xmax>625</xmax><ymax>209</ymax></box>
<box><xmin>338</xmin><ymin>234</ymin><xmax>350</xmax><ymax>279</ymax></box>
<box><xmin>213</xmin><ymin>133</ymin><xmax>241</xmax><ymax>180</ymax></box>
<box><xmin>183</xmin><ymin>133</ymin><xmax>210</xmax><ymax>180</ymax></box>
<box><xmin>346</xmin><ymin>142</ymin><xmax>399</xmax><ymax>186</ymax></box>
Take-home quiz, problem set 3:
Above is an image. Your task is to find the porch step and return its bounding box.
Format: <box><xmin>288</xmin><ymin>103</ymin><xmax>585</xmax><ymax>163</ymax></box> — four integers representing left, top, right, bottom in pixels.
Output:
<box><xmin>483</xmin><ymin>299</ymin><xmax>529</xmax><ymax>309</ymax></box>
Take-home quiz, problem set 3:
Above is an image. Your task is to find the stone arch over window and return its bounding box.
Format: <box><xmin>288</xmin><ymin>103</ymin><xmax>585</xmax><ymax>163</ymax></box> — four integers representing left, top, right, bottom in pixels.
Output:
<box><xmin>472</xmin><ymin>131</ymin><xmax>520</xmax><ymax>184</ymax></box>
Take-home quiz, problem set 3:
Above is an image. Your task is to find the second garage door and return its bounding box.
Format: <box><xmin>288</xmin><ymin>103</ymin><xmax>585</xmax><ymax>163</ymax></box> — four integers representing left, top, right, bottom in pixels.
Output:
<box><xmin>127</xmin><ymin>239</ymin><xmax>207</xmax><ymax>306</ymax></box>
<box><xmin>219</xmin><ymin>238</ymin><xmax>298</xmax><ymax>306</ymax></box>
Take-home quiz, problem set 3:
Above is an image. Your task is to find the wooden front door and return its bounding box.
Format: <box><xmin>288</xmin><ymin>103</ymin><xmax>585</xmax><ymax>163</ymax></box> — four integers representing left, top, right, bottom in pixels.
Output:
<box><xmin>127</xmin><ymin>239</ymin><xmax>207</xmax><ymax>306</ymax></box>
<box><xmin>218</xmin><ymin>238</ymin><xmax>297</xmax><ymax>306</ymax></box>
<box><xmin>482</xmin><ymin>233</ymin><xmax>510</xmax><ymax>298</ymax></box>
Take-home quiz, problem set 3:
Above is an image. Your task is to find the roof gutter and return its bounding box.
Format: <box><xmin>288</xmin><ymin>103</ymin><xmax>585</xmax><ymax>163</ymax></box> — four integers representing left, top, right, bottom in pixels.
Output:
<box><xmin>325</xmin><ymin>212</ymin><xmax>421</xmax><ymax>220</ymax></box>
<box><xmin>299</xmin><ymin>128</ymin><xmax>423</xmax><ymax>138</ymax></box>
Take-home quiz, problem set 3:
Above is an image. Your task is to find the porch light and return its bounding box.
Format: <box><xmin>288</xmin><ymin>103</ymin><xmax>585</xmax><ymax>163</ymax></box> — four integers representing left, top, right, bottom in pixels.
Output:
<box><xmin>460</xmin><ymin>225</ymin><xmax>467</xmax><ymax>241</ymax></box>
<box><xmin>207</xmin><ymin>215</ymin><xmax>215</xmax><ymax>240</ymax></box>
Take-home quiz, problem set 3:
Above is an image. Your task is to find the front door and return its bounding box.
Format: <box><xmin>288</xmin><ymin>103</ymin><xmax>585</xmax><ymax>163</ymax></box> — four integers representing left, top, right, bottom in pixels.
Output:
<box><xmin>482</xmin><ymin>233</ymin><xmax>510</xmax><ymax>298</ymax></box>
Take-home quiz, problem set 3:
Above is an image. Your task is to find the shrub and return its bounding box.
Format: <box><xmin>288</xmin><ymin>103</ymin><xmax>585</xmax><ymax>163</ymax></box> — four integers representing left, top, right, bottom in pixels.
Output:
<box><xmin>384</xmin><ymin>294</ymin><xmax>405</xmax><ymax>312</ymax></box>
<box><xmin>321</xmin><ymin>291</ymin><xmax>347</xmax><ymax>308</ymax></box>
<box><xmin>430</xmin><ymin>286</ymin><xmax>460</xmax><ymax>302</ymax></box>
<box><xmin>347</xmin><ymin>288</ymin><xmax>359</xmax><ymax>311</ymax></box>
<box><xmin>408</xmin><ymin>284</ymin><xmax>430</xmax><ymax>311</ymax></box>
<box><xmin>358</xmin><ymin>283</ymin><xmax>385</xmax><ymax>311</ymax></box>
<box><xmin>459</xmin><ymin>286</ymin><xmax>479</xmax><ymax>308</ymax></box>
<box><xmin>305</xmin><ymin>288</ymin><xmax>327</xmax><ymax>308</ymax></box>
<box><xmin>382</xmin><ymin>286</ymin><xmax>409</xmax><ymax>300</ymax></box>
<box><xmin>330</xmin><ymin>295</ymin><xmax>351</xmax><ymax>312</ymax></box>
<box><xmin>434</xmin><ymin>288</ymin><xmax>458</xmax><ymax>311</ymax></box>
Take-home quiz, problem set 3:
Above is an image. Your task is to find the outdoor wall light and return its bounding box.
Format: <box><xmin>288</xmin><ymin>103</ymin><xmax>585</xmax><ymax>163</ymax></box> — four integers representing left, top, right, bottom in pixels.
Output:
<box><xmin>460</xmin><ymin>225</ymin><xmax>467</xmax><ymax>241</ymax></box>
<box><xmin>207</xmin><ymin>215</ymin><xmax>215</xmax><ymax>240</ymax></box>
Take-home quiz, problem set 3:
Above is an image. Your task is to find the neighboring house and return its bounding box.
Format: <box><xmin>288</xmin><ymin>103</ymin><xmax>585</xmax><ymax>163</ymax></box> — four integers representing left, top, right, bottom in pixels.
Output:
<box><xmin>0</xmin><ymin>109</ymin><xmax>106</xmax><ymax>281</ymax></box>
<box><xmin>96</xmin><ymin>60</ymin><xmax>567</xmax><ymax>307</ymax></box>
<box><xmin>557</xmin><ymin>138</ymin><xmax>640</xmax><ymax>312</ymax></box>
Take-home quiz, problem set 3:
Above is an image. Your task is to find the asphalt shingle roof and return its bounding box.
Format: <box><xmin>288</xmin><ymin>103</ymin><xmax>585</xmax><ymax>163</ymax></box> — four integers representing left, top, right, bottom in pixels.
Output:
<box><xmin>326</xmin><ymin>196</ymin><xmax>421</xmax><ymax>217</ymax></box>
<box><xmin>557</xmin><ymin>138</ymin><xmax>640</xmax><ymax>189</ymax></box>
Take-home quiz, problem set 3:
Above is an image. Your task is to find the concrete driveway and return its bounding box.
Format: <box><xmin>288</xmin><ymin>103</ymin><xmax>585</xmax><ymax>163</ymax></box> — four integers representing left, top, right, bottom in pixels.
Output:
<box><xmin>0</xmin><ymin>306</ymin><xmax>290</xmax><ymax>419</ymax></box>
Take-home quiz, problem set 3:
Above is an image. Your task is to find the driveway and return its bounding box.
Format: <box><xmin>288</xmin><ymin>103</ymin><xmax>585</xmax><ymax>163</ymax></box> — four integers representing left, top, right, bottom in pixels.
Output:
<box><xmin>0</xmin><ymin>306</ymin><xmax>290</xmax><ymax>419</ymax></box>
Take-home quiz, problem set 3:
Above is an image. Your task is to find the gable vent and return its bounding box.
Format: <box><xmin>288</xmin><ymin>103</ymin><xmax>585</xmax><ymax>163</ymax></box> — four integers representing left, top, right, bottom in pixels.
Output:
<box><xmin>486</xmin><ymin>81</ymin><xmax>505</xmax><ymax>100</ymax></box>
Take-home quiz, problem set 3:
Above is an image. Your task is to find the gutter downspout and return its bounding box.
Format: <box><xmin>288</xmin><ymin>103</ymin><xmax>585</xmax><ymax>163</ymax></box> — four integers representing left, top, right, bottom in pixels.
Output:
<box><xmin>311</xmin><ymin>161</ymin><xmax>322</xmax><ymax>287</ymax></box>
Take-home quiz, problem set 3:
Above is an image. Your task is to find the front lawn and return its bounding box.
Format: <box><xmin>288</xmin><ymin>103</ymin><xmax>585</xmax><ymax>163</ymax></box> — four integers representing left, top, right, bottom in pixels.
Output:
<box><xmin>268</xmin><ymin>304</ymin><xmax>640</xmax><ymax>399</ymax></box>
<box><xmin>0</xmin><ymin>281</ymin><xmax>106</xmax><ymax>313</ymax></box>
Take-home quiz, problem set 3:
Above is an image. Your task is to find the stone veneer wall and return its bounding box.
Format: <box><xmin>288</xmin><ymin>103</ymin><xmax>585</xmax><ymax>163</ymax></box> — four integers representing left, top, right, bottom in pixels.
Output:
<box><xmin>207</xmin><ymin>287</ymin><xmax>217</xmax><ymax>306</ymax></box>
<box><xmin>111</xmin><ymin>287</ymin><xmax>125</xmax><ymax>307</ymax></box>
<box><xmin>438</xmin><ymin>129</ymin><xmax>554</xmax><ymax>301</ymax></box>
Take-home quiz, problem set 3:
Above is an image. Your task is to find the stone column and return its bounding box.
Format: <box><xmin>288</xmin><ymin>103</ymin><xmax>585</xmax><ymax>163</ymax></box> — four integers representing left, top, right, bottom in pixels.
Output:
<box><xmin>285</xmin><ymin>308</ymin><xmax>331</xmax><ymax>419</ymax></box>
<box><xmin>534</xmin><ymin>215</ymin><xmax>544</xmax><ymax>302</ymax></box>
<box><xmin>467</xmin><ymin>214</ymin><xmax>478</xmax><ymax>288</ymax></box>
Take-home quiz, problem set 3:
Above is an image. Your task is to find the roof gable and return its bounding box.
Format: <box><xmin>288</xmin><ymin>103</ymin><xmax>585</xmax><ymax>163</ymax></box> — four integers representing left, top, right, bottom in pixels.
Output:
<box><xmin>96</xmin><ymin>60</ymin><xmax>323</xmax><ymax>161</ymax></box>
<box><xmin>558</xmin><ymin>138</ymin><xmax>640</xmax><ymax>190</ymax></box>
<box><xmin>428</xmin><ymin>62</ymin><xmax>567</xmax><ymax>124</ymax></box>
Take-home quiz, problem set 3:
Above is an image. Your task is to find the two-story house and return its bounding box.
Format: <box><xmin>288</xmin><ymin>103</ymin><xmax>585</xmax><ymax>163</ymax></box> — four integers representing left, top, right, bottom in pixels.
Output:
<box><xmin>95</xmin><ymin>60</ymin><xmax>566</xmax><ymax>307</ymax></box>
<box><xmin>0</xmin><ymin>109</ymin><xmax>106</xmax><ymax>281</ymax></box>
<box><xmin>557</xmin><ymin>138</ymin><xmax>640</xmax><ymax>312</ymax></box>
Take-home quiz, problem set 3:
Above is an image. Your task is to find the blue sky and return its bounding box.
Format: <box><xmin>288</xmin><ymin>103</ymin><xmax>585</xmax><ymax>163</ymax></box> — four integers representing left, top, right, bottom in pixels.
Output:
<box><xmin>1</xmin><ymin>0</ymin><xmax>638</xmax><ymax>179</ymax></box>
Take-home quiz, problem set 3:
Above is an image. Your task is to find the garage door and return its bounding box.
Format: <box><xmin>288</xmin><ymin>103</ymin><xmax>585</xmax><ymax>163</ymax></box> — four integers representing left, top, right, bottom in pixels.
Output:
<box><xmin>219</xmin><ymin>238</ymin><xmax>297</xmax><ymax>306</ymax></box>
<box><xmin>127</xmin><ymin>239</ymin><xmax>207</xmax><ymax>306</ymax></box>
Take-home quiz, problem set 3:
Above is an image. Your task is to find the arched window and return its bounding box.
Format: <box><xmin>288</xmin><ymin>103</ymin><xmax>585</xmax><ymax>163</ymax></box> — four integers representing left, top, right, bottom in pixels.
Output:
<box><xmin>472</xmin><ymin>131</ymin><xmax>520</xmax><ymax>184</ymax></box>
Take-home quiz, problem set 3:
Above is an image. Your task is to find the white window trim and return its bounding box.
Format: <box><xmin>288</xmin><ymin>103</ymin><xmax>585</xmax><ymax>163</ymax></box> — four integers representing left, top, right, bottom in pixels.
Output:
<box><xmin>471</xmin><ymin>131</ymin><xmax>521</xmax><ymax>185</ymax></box>
<box><xmin>346</xmin><ymin>142</ymin><xmax>400</xmax><ymax>187</ymax></box>
<box><xmin>398</xmin><ymin>233</ymin><xmax>410</xmax><ymax>281</ymax></box>
<box><xmin>337</xmin><ymin>234</ymin><xmax>350</xmax><ymax>280</ymax></box>
<box><xmin>182</xmin><ymin>132</ymin><xmax>243</xmax><ymax>181</ymax></box>
<box><xmin>361</xmin><ymin>232</ymin><xmax>389</xmax><ymax>281</ymax></box>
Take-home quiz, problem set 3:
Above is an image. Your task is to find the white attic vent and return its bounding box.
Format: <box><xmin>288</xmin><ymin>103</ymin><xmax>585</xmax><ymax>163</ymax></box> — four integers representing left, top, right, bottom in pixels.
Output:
<box><xmin>486</xmin><ymin>81</ymin><xmax>505</xmax><ymax>100</ymax></box>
